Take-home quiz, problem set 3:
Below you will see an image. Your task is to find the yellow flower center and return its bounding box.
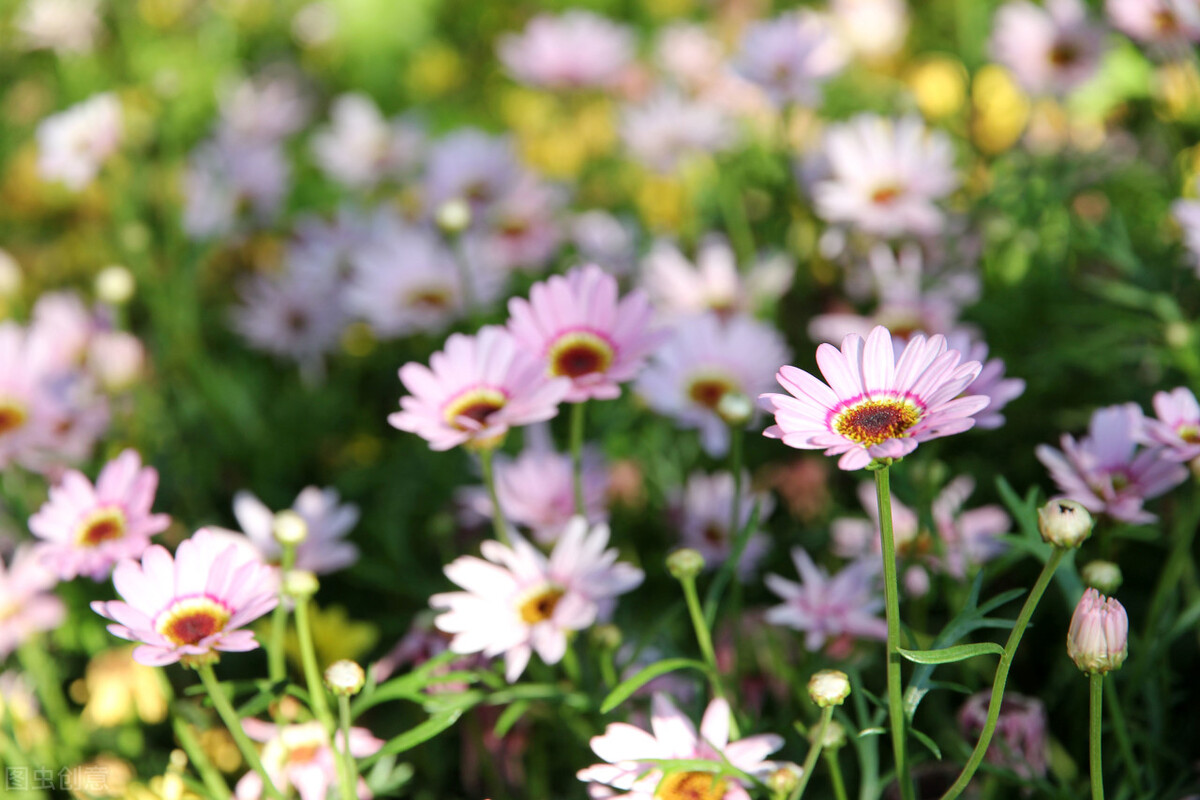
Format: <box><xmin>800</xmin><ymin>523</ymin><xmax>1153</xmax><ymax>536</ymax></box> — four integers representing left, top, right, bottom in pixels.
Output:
<box><xmin>655</xmin><ymin>771</ymin><xmax>728</xmax><ymax>800</ymax></box>
<box><xmin>0</xmin><ymin>399</ymin><xmax>28</xmax><ymax>436</ymax></box>
<box><xmin>156</xmin><ymin>597</ymin><xmax>232</xmax><ymax>647</ymax></box>
<box><xmin>833</xmin><ymin>398</ymin><xmax>922</xmax><ymax>446</ymax></box>
<box><xmin>1178</xmin><ymin>425</ymin><xmax>1200</xmax><ymax>444</ymax></box>
<box><xmin>686</xmin><ymin>372</ymin><xmax>740</xmax><ymax>411</ymax></box>
<box><xmin>405</xmin><ymin>286</ymin><xmax>454</xmax><ymax>310</ymax></box>
<box><xmin>75</xmin><ymin>507</ymin><xmax>128</xmax><ymax>547</ymax></box>
<box><xmin>516</xmin><ymin>583</ymin><xmax>566</xmax><ymax>624</ymax></box>
<box><xmin>548</xmin><ymin>330</ymin><xmax>615</xmax><ymax>379</ymax></box>
<box><xmin>1154</xmin><ymin>11</ymin><xmax>1178</xmax><ymax>32</ymax></box>
<box><xmin>870</xmin><ymin>184</ymin><xmax>903</xmax><ymax>205</ymax></box>
<box><xmin>443</xmin><ymin>387</ymin><xmax>507</xmax><ymax>430</ymax></box>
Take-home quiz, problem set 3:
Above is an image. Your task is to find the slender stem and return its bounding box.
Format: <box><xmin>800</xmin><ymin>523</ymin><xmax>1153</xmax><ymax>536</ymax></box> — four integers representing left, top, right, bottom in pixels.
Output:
<box><xmin>939</xmin><ymin>547</ymin><xmax>1067</xmax><ymax>800</ymax></box>
<box><xmin>172</xmin><ymin>716</ymin><xmax>232</xmax><ymax>800</ymax></box>
<box><xmin>196</xmin><ymin>664</ymin><xmax>284</xmax><ymax>800</ymax></box>
<box><xmin>790</xmin><ymin>707</ymin><xmax>834</xmax><ymax>800</ymax></box>
<box><xmin>293</xmin><ymin>598</ymin><xmax>333</xmax><ymax>731</ymax></box>
<box><xmin>728</xmin><ymin>426</ymin><xmax>744</xmax><ymax>550</ymax></box>
<box><xmin>478</xmin><ymin>448</ymin><xmax>511</xmax><ymax>546</ymax></box>
<box><xmin>450</xmin><ymin>238</ymin><xmax>477</xmax><ymax>319</ymax></box>
<box><xmin>825</xmin><ymin>749</ymin><xmax>849</xmax><ymax>800</ymax></box>
<box><xmin>1103</xmin><ymin>679</ymin><xmax>1140</xmax><ymax>795</ymax></box>
<box><xmin>561</xmin><ymin>636</ymin><xmax>582</xmax><ymax>685</ymax></box>
<box><xmin>1090</xmin><ymin>674</ymin><xmax>1105</xmax><ymax>800</ymax></box>
<box><xmin>569</xmin><ymin>400</ymin><xmax>587</xmax><ymax>517</ymax></box>
<box><xmin>267</xmin><ymin>545</ymin><xmax>297</xmax><ymax>685</ymax></box>
<box><xmin>873</xmin><ymin>465</ymin><xmax>913</xmax><ymax>800</ymax></box>
<box><xmin>679</xmin><ymin>574</ymin><xmax>740</xmax><ymax>739</ymax></box>
<box><xmin>17</xmin><ymin>638</ymin><xmax>78</xmax><ymax>754</ymax></box>
<box><xmin>337</xmin><ymin>695</ymin><xmax>358</xmax><ymax>800</ymax></box>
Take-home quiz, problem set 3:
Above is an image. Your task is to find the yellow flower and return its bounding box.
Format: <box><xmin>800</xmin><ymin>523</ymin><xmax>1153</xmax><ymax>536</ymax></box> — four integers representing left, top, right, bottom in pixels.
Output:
<box><xmin>283</xmin><ymin>604</ymin><xmax>378</xmax><ymax>669</ymax></box>
<box><xmin>971</xmin><ymin>65</ymin><xmax>1030</xmax><ymax>154</ymax></box>
<box><xmin>908</xmin><ymin>56</ymin><xmax>967</xmax><ymax>120</ymax></box>
<box><xmin>80</xmin><ymin>647</ymin><xmax>170</xmax><ymax>728</ymax></box>
<box><xmin>406</xmin><ymin>42</ymin><xmax>466</xmax><ymax>100</ymax></box>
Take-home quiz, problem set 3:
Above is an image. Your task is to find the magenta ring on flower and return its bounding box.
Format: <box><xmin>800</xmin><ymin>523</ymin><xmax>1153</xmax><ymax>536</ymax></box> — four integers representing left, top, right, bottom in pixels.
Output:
<box><xmin>759</xmin><ymin>325</ymin><xmax>990</xmax><ymax>470</ymax></box>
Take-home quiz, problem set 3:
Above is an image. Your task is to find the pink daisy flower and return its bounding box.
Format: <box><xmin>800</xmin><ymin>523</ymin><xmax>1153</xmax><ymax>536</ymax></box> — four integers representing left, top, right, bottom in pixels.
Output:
<box><xmin>619</xmin><ymin>90</ymin><xmax>735</xmax><ymax>174</ymax></box>
<box><xmin>673</xmin><ymin>471</ymin><xmax>774</xmax><ymax>579</ymax></box>
<box><xmin>989</xmin><ymin>0</ymin><xmax>1106</xmax><ymax>96</ymax></box>
<box><xmin>90</xmin><ymin>528</ymin><xmax>279</xmax><ymax>667</ymax></box>
<box><xmin>931</xmin><ymin>477</ymin><xmax>1010</xmax><ymax>578</ymax></box>
<box><xmin>1036</xmin><ymin>403</ymin><xmax>1189</xmax><ymax>523</ymax></box>
<box><xmin>636</xmin><ymin>313</ymin><xmax>791</xmax><ymax>456</ymax></box>
<box><xmin>36</xmin><ymin>92</ymin><xmax>122</xmax><ymax>191</ymax></box>
<box><xmin>1172</xmin><ymin>188</ymin><xmax>1200</xmax><ymax>275</ymax></box>
<box><xmin>641</xmin><ymin>237</ymin><xmax>794</xmax><ymax>322</ymax></box>
<box><xmin>734</xmin><ymin>10</ymin><xmax>847</xmax><ymax>107</ymax></box>
<box><xmin>1108</xmin><ymin>0</ymin><xmax>1200</xmax><ymax>43</ymax></box>
<box><xmin>431</xmin><ymin>517</ymin><xmax>643</xmax><ymax>682</ymax></box>
<box><xmin>507</xmin><ymin>265</ymin><xmax>662</xmax><ymax>403</ymax></box>
<box><xmin>759</xmin><ymin>325</ymin><xmax>989</xmax><ymax>470</ymax></box>
<box><xmin>389</xmin><ymin>326</ymin><xmax>571</xmax><ymax>451</ymax></box>
<box><xmin>1142</xmin><ymin>386</ymin><xmax>1200</xmax><ymax>462</ymax></box>
<box><xmin>222</xmin><ymin>486</ymin><xmax>360</xmax><ymax>574</ymax></box>
<box><xmin>0</xmin><ymin>545</ymin><xmax>66</xmax><ymax>660</ymax></box>
<box><xmin>577</xmin><ymin>694</ymin><xmax>782</xmax><ymax>800</ymax></box>
<box><xmin>235</xmin><ymin>719</ymin><xmax>384</xmax><ymax>800</ymax></box>
<box><xmin>497</xmin><ymin>10</ymin><xmax>634</xmax><ymax>90</ymax></box>
<box><xmin>813</xmin><ymin>114</ymin><xmax>959</xmax><ymax>238</ymax></box>
<box><xmin>29</xmin><ymin>449</ymin><xmax>170</xmax><ymax>581</ymax></box>
<box><xmin>945</xmin><ymin>331</ymin><xmax>1026</xmax><ymax>431</ymax></box>
<box><xmin>764</xmin><ymin>547</ymin><xmax>888</xmax><ymax>651</ymax></box>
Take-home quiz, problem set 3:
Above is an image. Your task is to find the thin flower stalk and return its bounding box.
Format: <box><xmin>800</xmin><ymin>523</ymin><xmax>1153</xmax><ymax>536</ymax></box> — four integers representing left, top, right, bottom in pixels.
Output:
<box><xmin>196</xmin><ymin>663</ymin><xmax>284</xmax><ymax>800</ymax></box>
<box><xmin>267</xmin><ymin>542</ymin><xmax>296</xmax><ymax>684</ymax></box>
<box><xmin>479</xmin><ymin>448</ymin><xmax>512</xmax><ymax>546</ymax></box>
<box><xmin>790</xmin><ymin>706</ymin><xmax>835</xmax><ymax>800</ymax></box>
<box><xmin>1090</xmin><ymin>673</ymin><xmax>1105</xmax><ymax>800</ymax></box>
<box><xmin>293</xmin><ymin>597</ymin><xmax>333</xmax><ymax>731</ymax></box>
<box><xmin>824</xmin><ymin>749</ymin><xmax>848</xmax><ymax>800</ymax></box>
<box><xmin>570</xmin><ymin>400</ymin><xmax>587</xmax><ymax>516</ymax></box>
<box><xmin>678</xmin><ymin>570</ymin><xmax>741</xmax><ymax>739</ymax></box>
<box><xmin>338</xmin><ymin>694</ymin><xmax>358</xmax><ymax>800</ymax></box>
<box><xmin>940</xmin><ymin>547</ymin><xmax>1066</xmax><ymax>800</ymax></box>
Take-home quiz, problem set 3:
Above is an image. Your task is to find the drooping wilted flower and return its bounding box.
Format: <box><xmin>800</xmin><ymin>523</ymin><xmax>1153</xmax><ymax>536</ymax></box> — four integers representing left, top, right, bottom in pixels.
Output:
<box><xmin>577</xmin><ymin>694</ymin><xmax>782</xmax><ymax>800</ymax></box>
<box><xmin>389</xmin><ymin>326</ymin><xmax>571</xmax><ymax>451</ymax></box>
<box><xmin>637</xmin><ymin>313</ymin><xmax>790</xmax><ymax>456</ymax></box>
<box><xmin>431</xmin><ymin>517</ymin><xmax>643</xmax><ymax>682</ymax></box>
<box><xmin>989</xmin><ymin>0</ymin><xmax>1106</xmax><ymax>96</ymax></box>
<box><xmin>235</xmin><ymin>719</ymin><xmax>384</xmax><ymax>800</ymax></box>
<box><xmin>507</xmin><ymin>264</ymin><xmax>662</xmax><ymax>403</ymax></box>
<box><xmin>1036</xmin><ymin>403</ymin><xmax>1188</xmax><ymax>523</ymax></box>
<box><xmin>760</xmin><ymin>325</ymin><xmax>987</xmax><ymax>470</ymax></box>
<box><xmin>812</xmin><ymin>115</ymin><xmax>958</xmax><ymax>238</ymax></box>
<box><xmin>497</xmin><ymin>10</ymin><xmax>634</xmax><ymax>90</ymax></box>
<box><xmin>765</xmin><ymin>548</ymin><xmax>888</xmax><ymax>651</ymax></box>
<box><xmin>29</xmin><ymin>450</ymin><xmax>170</xmax><ymax>581</ymax></box>
<box><xmin>1067</xmin><ymin>588</ymin><xmax>1129</xmax><ymax>674</ymax></box>
<box><xmin>91</xmin><ymin>529</ymin><xmax>279</xmax><ymax>667</ymax></box>
<box><xmin>36</xmin><ymin>92</ymin><xmax>122</xmax><ymax>191</ymax></box>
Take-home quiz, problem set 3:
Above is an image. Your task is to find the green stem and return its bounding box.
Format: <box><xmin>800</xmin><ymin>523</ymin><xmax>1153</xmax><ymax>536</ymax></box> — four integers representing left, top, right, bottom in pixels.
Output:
<box><xmin>17</xmin><ymin>638</ymin><xmax>78</xmax><ymax>755</ymax></box>
<box><xmin>337</xmin><ymin>695</ymin><xmax>358</xmax><ymax>800</ymax></box>
<box><xmin>873</xmin><ymin>465</ymin><xmax>913</xmax><ymax>800</ymax></box>
<box><xmin>790</xmin><ymin>706</ymin><xmax>834</xmax><ymax>800</ymax></box>
<box><xmin>268</xmin><ymin>545</ymin><xmax>297</xmax><ymax>685</ymax></box>
<box><xmin>293</xmin><ymin>598</ymin><xmax>334</xmax><ymax>731</ymax></box>
<box><xmin>479</xmin><ymin>448</ymin><xmax>511</xmax><ymax>546</ymax></box>
<box><xmin>679</xmin><ymin>574</ymin><xmax>740</xmax><ymax>739</ymax></box>
<box><xmin>1090</xmin><ymin>674</ymin><xmax>1105</xmax><ymax>800</ymax></box>
<box><xmin>569</xmin><ymin>400</ymin><xmax>587</xmax><ymax>517</ymax></box>
<box><xmin>172</xmin><ymin>716</ymin><xmax>232</xmax><ymax>800</ymax></box>
<box><xmin>562</xmin><ymin>636</ymin><xmax>582</xmax><ymax>686</ymax></box>
<box><xmin>825</xmin><ymin>749</ymin><xmax>849</xmax><ymax>800</ymax></box>
<box><xmin>718</xmin><ymin>167</ymin><xmax>755</xmax><ymax>269</ymax></box>
<box><xmin>728</xmin><ymin>426</ymin><xmax>744</xmax><ymax>551</ymax></box>
<box><xmin>196</xmin><ymin>664</ymin><xmax>283</xmax><ymax>800</ymax></box>
<box><xmin>939</xmin><ymin>547</ymin><xmax>1066</xmax><ymax>800</ymax></box>
<box><xmin>1103</xmin><ymin>679</ymin><xmax>1139</xmax><ymax>795</ymax></box>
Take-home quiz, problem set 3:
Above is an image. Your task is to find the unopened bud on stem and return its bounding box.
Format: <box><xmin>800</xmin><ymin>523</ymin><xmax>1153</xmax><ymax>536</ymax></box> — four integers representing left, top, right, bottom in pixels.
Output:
<box><xmin>1038</xmin><ymin>499</ymin><xmax>1093</xmax><ymax>548</ymax></box>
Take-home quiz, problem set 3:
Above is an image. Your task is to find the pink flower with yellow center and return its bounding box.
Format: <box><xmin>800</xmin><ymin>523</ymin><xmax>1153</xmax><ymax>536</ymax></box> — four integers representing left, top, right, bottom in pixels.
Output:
<box><xmin>235</xmin><ymin>719</ymin><xmax>384</xmax><ymax>800</ymax></box>
<box><xmin>759</xmin><ymin>325</ymin><xmax>989</xmax><ymax>470</ymax></box>
<box><xmin>91</xmin><ymin>529</ymin><xmax>278</xmax><ymax>667</ymax></box>
<box><xmin>431</xmin><ymin>517</ymin><xmax>643</xmax><ymax>682</ymax></box>
<box><xmin>507</xmin><ymin>265</ymin><xmax>663</xmax><ymax>403</ymax></box>
<box><xmin>1143</xmin><ymin>386</ymin><xmax>1200</xmax><ymax>462</ymax></box>
<box><xmin>30</xmin><ymin>449</ymin><xmax>170</xmax><ymax>581</ymax></box>
<box><xmin>389</xmin><ymin>326</ymin><xmax>571</xmax><ymax>451</ymax></box>
<box><xmin>0</xmin><ymin>545</ymin><xmax>66</xmax><ymax>660</ymax></box>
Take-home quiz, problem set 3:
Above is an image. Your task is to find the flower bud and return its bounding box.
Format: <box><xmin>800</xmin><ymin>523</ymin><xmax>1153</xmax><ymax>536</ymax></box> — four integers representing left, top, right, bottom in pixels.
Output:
<box><xmin>435</xmin><ymin>199</ymin><xmax>472</xmax><ymax>235</ymax></box>
<box><xmin>95</xmin><ymin>265</ymin><xmax>135</xmax><ymax>305</ymax></box>
<box><xmin>1067</xmin><ymin>588</ymin><xmax>1128</xmax><ymax>675</ymax></box>
<box><xmin>591</xmin><ymin>623</ymin><xmax>622</xmax><ymax>650</ymax></box>
<box><xmin>324</xmin><ymin>659</ymin><xmax>366</xmax><ymax>696</ymax></box>
<box><xmin>810</xmin><ymin>719</ymin><xmax>846</xmax><ymax>750</ymax></box>
<box><xmin>1080</xmin><ymin>560</ymin><xmax>1123</xmax><ymax>595</ymax></box>
<box><xmin>807</xmin><ymin>669</ymin><xmax>851</xmax><ymax>707</ymax></box>
<box><xmin>716</xmin><ymin>392</ymin><xmax>753</xmax><ymax>426</ymax></box>
<box><xmin>283</xmin><ymin>570</ymin><xmax>319</xmax><ymax>599</ymax></box>
<box><xmin>273</xmin><ymin>510</ymin><xmax>308</xmax><ymax>546</ymax></box>
<box><xmin>666</xmin><ymin>548</ymin><xmax>705</xmax><ymax>580</ymax></box>
<box><xmin>1037</xmin><ymin>499</ymin><xmax>1094</xmax><ymax>548</ymax></box>
<box><xmin>765</xmin><ymin>763</ymin><xmax>803</xmax><ymax>796</ymax></box>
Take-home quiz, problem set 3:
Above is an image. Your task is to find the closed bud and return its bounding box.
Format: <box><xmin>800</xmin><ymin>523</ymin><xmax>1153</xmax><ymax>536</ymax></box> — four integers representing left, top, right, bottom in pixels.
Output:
<box><xmin>591</xmin><ymin>623</ymin><xmax>622</xmax><ymax>650</ymax></box>
<box><xmin>666</xmin><ymin>548</ymin><xmax>705</xmax><ymax>580</ymax></box>
<box><xmin>283</xmin><ymin>570</ymin><xmax>319</xmax><ymax>599</ymax></box>
<box><xmin>435</xmin><ymin>199</ymin><xmax>472</xmax><ymax>235</ymax></box>
<box><xmin>807</xmin><ymin>669</ymin><xmax>851</xmax><ymax>707</ymax></box>
<box><xmin>273</xmin><ymin>510</ymin><xmax>308</xmax><ymax>546</ymax></box>
<box><xmin>765</xmin><ymin>763</ymin><xmax>803</xmax><ymax>796</ymax></box>
<box><xmin>324</xmin><ymin>659</ymin><xmax>366</xmax><ymax>696</ymax></box>
<box><xmin>1037</xmin><ymin>499</ymin><xmax>1093</xmax><ymax>548</ymax></box>
<box><xmin>1067</xmin><ymin>588</ymin><xmax>1128</xmax><ymax>675</ymax></box>
<box><xmin>1081</xmin><ymin>560</ymin><xmax>1122</xmax><ymax>595</ymax></box>
<box><xmin>810</xmin><ymin>719</ymin><xmax>846</xmax><ymax>750</ymax></box>
<box><xmin>95</xmin><ymin>265</ymin><xmax>135</xmax><ymax>305</ymax></box>
<box><xmin>716</xmin><ymin>392</ymin><xmax>753</xmax><ymax>426</ymax></box>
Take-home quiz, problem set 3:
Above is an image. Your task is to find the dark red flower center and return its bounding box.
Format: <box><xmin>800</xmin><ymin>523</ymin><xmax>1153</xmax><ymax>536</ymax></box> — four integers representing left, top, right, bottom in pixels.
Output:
<box><xmin>548</xmin><ymin>331</ymin><xmax>614</xmax><ymax>379</ymax></box>
<box><xmin>834</xmin><ymin>399</ymin><xmax>921</xmax><ymax>446</ymax></box>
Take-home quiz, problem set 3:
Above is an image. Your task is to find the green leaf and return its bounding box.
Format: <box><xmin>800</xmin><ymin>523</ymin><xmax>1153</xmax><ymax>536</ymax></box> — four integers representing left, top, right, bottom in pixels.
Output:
<box><xmin>857</xmin><ymin>727</ymin><xmax>886</xmax><ymax>738</ymax></box>
<box><xmin>600</xmin><ymin>659</ymin><xmax>710</xmax><ymax>714</ymax></box>
<box><xmin>898</xmin><ymin>642</ymin><xmax>1005</xmax><ymax>664</ymax></box>
<box><xmin>910</xmin><ymin>728</ymin><xmax>942</xmax><ymax>760</ymax></box>
<box><xmin>362</xmin><ymin>707</ymin><xmax>468</xmax><ymax>766</ymax></box>
<box><xmin>352</xmin><ymin>650</ymin><xmax>464</xmax><ymax>714</ymax></box>
<box><xmin>493</xmin><ymin>700</ymin><xmax>531</xmax><ymax>738</ymax></box>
